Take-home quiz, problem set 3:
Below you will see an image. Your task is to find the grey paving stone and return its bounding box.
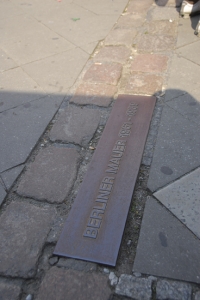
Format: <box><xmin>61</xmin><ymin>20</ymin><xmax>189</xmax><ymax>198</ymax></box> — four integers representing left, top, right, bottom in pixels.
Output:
<box><xmin>147</xmin><ymin>105</ymin><xmax>200</xmax><ymax>192</ymax></box>
<box><xmin>17</xmin><ymin>146</ymin><xmax>79</xmax><ymax>203</ymax></box>
<box><xmin>165</xmin><ymin>55</ymin><xmax>200</xmax><ymax>101</ymax></box>
<box><xmin>50</xmin><ymin>105</ymin><xmax>102</xmax><ymax>146</ymax></box>
<box><xmin>0</xmin><ymin>280</ymin><xmax>22</xmax><ymax>300</ymax></box>
<box><xmin>167</xmin><ymin>90</ymin><xmax>200</xmax><ymax>125</ymax></box>
<box><xmin>1</xmin><ymin>165</ymin><xmax>24</xmax><ymax>190</ymax></box>
<box><xmin>0</xmin><ymin>201</ymin><xmax>55</xmax><ymax>278</ymax></box>
<box><xmin>115</xmin><ymin>275</ymin><xmax>152</xmax><ymax>300</ymax></box>
<box><xmin>36</xmin><ymin>267</ymin><xmax>111</xmax><ymax>300</ymax></box>
<box><xmin>133</xmin><ymin>197</ymin><xmax>200</xmax><ymax>284</ymax></box>
<box><xmin>156</xmin><ymin>280</ymin><xmax>192</xmax><ymax>300</ymax></box>
<box><xmin>57</xmin><ymin>258</ymin><xmax>97</xmax><ymax>272</ymax></box>
<box><xmin>0</xmin><ymin>182</ymin><xmax>6</xmax><ymax>206</ymax></box>
<box><xmin>0</xmin><ymin>94</ymin><xmax>63</xmax><ymax>173</ymax></box>
<box><xmin>154</xmin><ymin>167</ymin><xmax>200</xmax><ymax>239</ymax></box>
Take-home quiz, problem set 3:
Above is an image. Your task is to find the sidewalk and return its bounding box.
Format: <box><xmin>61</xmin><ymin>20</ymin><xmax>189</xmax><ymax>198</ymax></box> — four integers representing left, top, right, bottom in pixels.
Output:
<box><xmin>0</xmin><ymin>0</ymin><xmax>200</xmax><ymax>299</ymax></box>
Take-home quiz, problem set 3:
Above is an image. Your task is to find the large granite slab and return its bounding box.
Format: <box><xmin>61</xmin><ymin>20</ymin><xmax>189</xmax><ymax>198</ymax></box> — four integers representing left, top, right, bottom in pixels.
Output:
<box><xmin>154</xmin><ymin>167</ymin><xmax>200</xmax><ymax>239</ymax></box>
<box><xmin>0</xmin><ymin>94</ymin><xmax>63</xmax><ymax>173</ymax></box>
<box><xmin>147</xmin><ymin>105</ymin><xmax>200</xmax><ymax>192</ymax></box>
<box><xmin>50</xmin><ymin>105</ymin><xmax>102</xmax><ymax>146</ymax></box>
<box><xmin>133</xmin><ymin>197</ymin><xmax>200</xmax><ymax>283</ymax></box>
<box><xmin>36</xmin><ymin>267</ymin><xmax>111</xmax><ymax>300</ymax></box>
<box><xmin>17</xmin><ymin>146</ymin><xmax>79</xmax><ymax>203</ymax></box>
<box><xmin>0</xmin><ymin>201</ymin><xmax>55</xmax><ymax>278</ymax></box>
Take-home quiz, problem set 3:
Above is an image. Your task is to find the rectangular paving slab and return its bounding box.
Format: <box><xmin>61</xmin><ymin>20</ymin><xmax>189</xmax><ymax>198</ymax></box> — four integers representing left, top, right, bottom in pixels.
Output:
<box><xmin>154</xmin><ymin>167</ymin><xmax>200</xmax><ymax>239</ymax></box>
<box><xmin>54</xmin><ymin>94</ymin><xmax>156</xmax><ymax>266</ymax></box>
<box><xmin>133</xmin><ymin>197</ymin><xmax>200</xmax><ymax>284</ymax></box>
<box><xmin>147</xmin><ymin>105</ymin><xmax>200</xmax><ymax>192</ymax></box>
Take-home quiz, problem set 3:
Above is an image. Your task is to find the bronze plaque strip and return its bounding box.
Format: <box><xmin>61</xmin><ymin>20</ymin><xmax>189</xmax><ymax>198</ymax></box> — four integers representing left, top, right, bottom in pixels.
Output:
<box><xmin>54</xmin><ymin>94</ymin><xmax>156</xmax><ymax>266</ymax></box>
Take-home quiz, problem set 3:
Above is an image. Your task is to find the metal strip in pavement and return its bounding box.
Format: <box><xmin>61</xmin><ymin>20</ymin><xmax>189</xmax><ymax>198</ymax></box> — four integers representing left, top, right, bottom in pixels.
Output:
<box><xmin>54</xmin><ymin>94</ymin><xmax>156</xmax><ymax>266</ymax></box>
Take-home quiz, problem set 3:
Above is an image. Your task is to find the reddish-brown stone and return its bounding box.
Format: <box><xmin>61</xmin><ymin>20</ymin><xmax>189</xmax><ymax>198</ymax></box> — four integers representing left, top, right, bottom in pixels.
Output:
<box><xmin>70</xmin><ymin>83</ymin><xmax>117</xmax><ymax>106</ymax></box>
<box><xmin>125</xmin><ymin>73</ymin><xmax>163</xmax><ymax>95</ymax></box>
<box><xmin>0</xmin><ymin>201</ymin><xmax>55</xmax><ymax>278</ymax></box>
<box><xmin>135</xmin><ymin>35</ymin><xmax>176</xmax><ymax>52</ymax></box>
<box><xmin>105</xmin><ymin>28</ymin><xmax>137</xmax><ymax>47</ymax></box>
<box><xmin>83</xmin><ymin>62</ymin><xmax>122</xmax><ymax>85</ymax></box>
<box><xmin>94</xmin><ymin>46</ymin><xmax>131</xmax><ymax>64</ymax></box>
<box><xmin>125</xmin><ymin>0</ymin><xmax>153</xmax><ymax>14</ymax></box>
<box><xmin>17</xmin><ymin>146</ymin><xmax>79</xmax><ymax>203</ymax></box>
<box><xmin>36</xmin><ymin>267</ymin><xmax>111</xmax><ymax>300</ymax></box>
<box><xmin>131</xmin><ymin>54</ymin><xmax>169</xmax><ymax>73</ymax></box>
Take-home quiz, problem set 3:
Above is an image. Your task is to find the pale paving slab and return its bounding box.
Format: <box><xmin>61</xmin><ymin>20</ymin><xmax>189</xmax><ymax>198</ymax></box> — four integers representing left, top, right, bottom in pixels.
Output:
<box><xmin>147</xmin><ymin>105</ymin><xmax>200</xmax><ymax>192</ymax></box>
<box><xmin>1</xmin><ymin>165</ymin><xmax>24</xmax><ymax>190</ymax></box>
<box><xmin>22</xmin><ymin>48</ymin><xmax>89</xmax><ymax>94</ymax></box>
<box><xmin>73</xmin><ymin>0</ymin><xmax>129</xmax><ymax>15</ymax></box>
<box><xmin>176</xmin><ymin>16</ymin><xmax>199</xmax><ymax>48</ymax></box>
<box><xmin>50</xmin><ymin>105</ymin><xmax>102</xmax><ymax>146</ymax></box>
<box><xmin>17</xmin><ymin>146</ymin><xmax>79</xmax><ymax>203</ymax></box>
<box><xmin>0</xmin><ymin>94</ymin><xmax>63</xmax><ymax>173</ymax></box>
<box><xmin>167</xmin><ymin>89</ymin><xmax>200</xmax><ymax>125</ymax></box>
<box><xmin>1</xmin><ymin>16</ymin><xmax>75</xmax><ymax>65</ymax></box>
<box><xmin>176</xmin><ymin>40</ymin><xmax>200</xmax><ymax>66</ymax></box>
<box><xmin>0</xmin><ymin>68</ymin><xmax>44</xmax><ymax>112</ymax></box>
<box><xmin>0</xmin><ymin>48</ymin><xmax>18</xmax><ymax>72</ymax></box>
<box><xmin>36</xmin><ymin>267</ymin><xmax>111</xmax><ymax>300</ymax></box>
<box><xmin>0</xmin><ymin>201</ymin><xmax>55</xmax><ymax>278</ymax></box>
<box><xmin>133</xmin><ymin>197</ymin><xmax>200</xmax><ymax>283</ymax></box>
<box><xmin>154</xmin><ymin>167</ymin><xmax>200</xmax><ymax>239</ymax></box>
<box><xmin>164</xmin><ymin>55</ymin><xmax>200</xmax><ymax>102</ymax></box>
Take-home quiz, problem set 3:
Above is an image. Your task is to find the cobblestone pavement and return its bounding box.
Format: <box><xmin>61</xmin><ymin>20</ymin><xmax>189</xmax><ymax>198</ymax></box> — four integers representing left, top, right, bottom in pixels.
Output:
<box><xmin>0</xmin><ymin>0</ymin><xmax>200</xmax><ymax>299</ymax></box>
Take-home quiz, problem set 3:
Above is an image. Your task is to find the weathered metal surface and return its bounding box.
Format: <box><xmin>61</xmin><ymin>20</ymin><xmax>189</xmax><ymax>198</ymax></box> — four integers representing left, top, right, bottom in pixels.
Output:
<box><xmin>54</xmin><ymin>94</ymin><xmax>156</xmax><ymax>266</ymax></box>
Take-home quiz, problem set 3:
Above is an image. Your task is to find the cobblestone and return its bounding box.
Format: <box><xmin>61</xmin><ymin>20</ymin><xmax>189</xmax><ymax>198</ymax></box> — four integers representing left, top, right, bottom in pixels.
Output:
<box><xmin>156</xmin><ymin>280</ymin><xmax>192</xmax><ymax>300</ymax></box>
<box><xmin>115</xmin><ymin>274</ymin><xmax>152</xmax><ymax>300</ymax></box>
